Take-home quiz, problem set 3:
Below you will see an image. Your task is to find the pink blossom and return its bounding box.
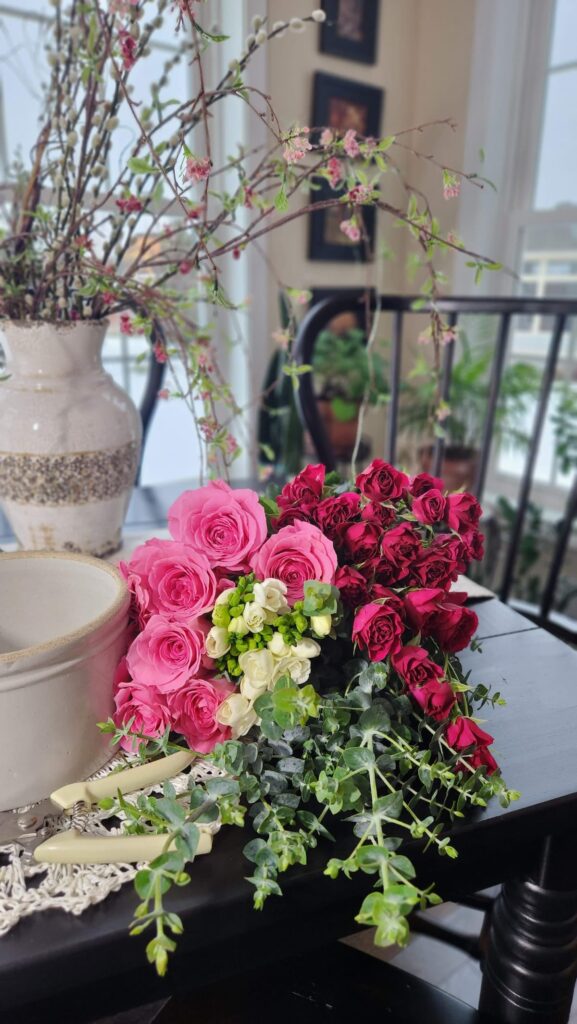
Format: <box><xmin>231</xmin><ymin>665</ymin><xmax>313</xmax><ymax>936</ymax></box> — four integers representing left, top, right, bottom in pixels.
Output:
<box><xmin>347</xmin><ymin>184</ymin><xmax>372</xmax><ymax>204</ymax></box>
<box><xmin>120</xmin><ymin>313</ymin><xmax>134</xmax><ymax>335</ymax></box>
<box><xmin>184</xmin><ymin>155</ymin><xmax>212</xmax><ymax>184</ymax></box>
<box><xmin>120</xmin><ymin>538</ymin><xmax>217</xmax><ymax>624</ymax></box>
<box><xmin>113</xmin><ymin>660</ymin><xmax>171</xmax><ymax>753</ymax></box>
<box><xmin>443</xmin><ymin>173</ymin><xmax>461</xmax><ymax>200</ymax></box>
<box><xmin>179</xmin><ymin>260</ymin><xmax>192</xmax><ymax>274</ymax></box>
<box><xmin>283</xmin><ymin>128</ymin><xmax>312</xmax><ymax>165</ymax></box>
<box><xmin>168</xmin><ymin>677</ymin><xmax>234</xmax><ymax>753</ymax></box>
<box><xmin>250</xmin><ymin>520</ymin><xmax>338</xmax><ymax>604</ymax></box>
<box><xmin>339</xmin><ymin>217</ymin><xmax>361</xmax><ymax>242</ymax></box>
<box><xmin>327</xmin><ymin>156</ymin><xmax>344</xmax><ymax>189</ymax></box>
<box><xmin>320</xmin><ymin>128</ymin><xmax>334</xmax><ymax>147</ymax></box>
<box><xmin>118</xmin><ymin>29</ymin><xmax>137</xmax><ymax>71</ymax></box>
<box><xmin>343</xmin><ymin>129</ymin><xmax>360</xmax><ymax>158</ymax></box>
<box><xmin>418</xmin><ymin>328</ymin><xmax>432</xmax><ymax>345</ymax></box>
<box><xmin>126</xmin><ymin>615</ymin><xmax>209</xmax><ymax>693</ymax></box>
<box><xmin>102</xmin><ymin>291</ymin><xmax>115</xmax><ymax>305</ymax></box>
<box><xmin>157</xmin><ymin>388</ymin><xmax>170</xmax><ymax>400</ymax></box>
<box><xmin>115</xmin><ymin>194</ymin><xmax>143</xmax><ymax>213</ymax></box>
<box><xmin>442</xmin><ymin>327</ymin><xmax>458</xmax><ymax>345</ymax></box>
<box><xmin>168</xmin><ymin>479</ymin><xmax>267</xmax><ymax>572</ymax></box>
<box><xmin>153</xmin><ymin>341</ymin><xmax>167</xmax><ymax>363</ymax></box>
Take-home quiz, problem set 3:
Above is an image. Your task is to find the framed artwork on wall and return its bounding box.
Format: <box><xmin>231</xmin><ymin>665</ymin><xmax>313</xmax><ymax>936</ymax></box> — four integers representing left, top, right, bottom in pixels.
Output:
<box><xmin>309</xmin><ymin>73</ymin><xmax>384</xmax><ymax>262</ymax></box>
<box><xmin>319</xmin><ymin>0</ymin><xmax>380</xmax><ymax>65</ymax></box>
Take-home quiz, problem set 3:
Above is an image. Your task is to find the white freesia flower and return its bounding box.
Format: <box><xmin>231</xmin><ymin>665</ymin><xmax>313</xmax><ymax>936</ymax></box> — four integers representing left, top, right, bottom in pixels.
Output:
<box><xmin>272</xmin><ymin>655</ymin><xmax>311</xmax><ymax>686</ymax></box>
<box><xmin>205</xmin><ymin>626</ymin><xmax>230</xmax><ymax>659</ymax></box>
<box><xmin>238</xmin><ymin>649</ymin><xmax>275</xmax><ymax>689</ymax></box>
<box><xmin>291</xmin><ymin>637</ymin><xmax>321</xmax><ymax>659</ymax></box>
<box><xmin>216</xmin><ymin>693</ymin><xmax>257</xmax><ymax>738</ymax></box>
<box><xmin>253</xmin><ymin>578</ymin><xmax>289</xmax><ymax>614</ymax></box>
<box><xmin>242</xmin><ymin>601</ymin><xmax>267</xmax><ymax>633</ymax></box>
<box><xmin>216</xmin><ymin>587</ymin><xmax>236</xmax><ymax>605</ymax></box>
<box><xmin>228</xmin><ymin>616</ymin><xmax>249</xmax><ymax>637</ymax></box>
<box><xmin>240</xmin><ymin>673</ymin><xmax>270</xmax><ymax>701</ymax></box>
<box><xmin>310</xmin><ymin>613</ymin><xmax>332</xmax><ymax>637</ymax></box>
<box><xmin>268</xmin><ymin>632</ymin><xmax>292</xmax><ymax>658</ymax></box>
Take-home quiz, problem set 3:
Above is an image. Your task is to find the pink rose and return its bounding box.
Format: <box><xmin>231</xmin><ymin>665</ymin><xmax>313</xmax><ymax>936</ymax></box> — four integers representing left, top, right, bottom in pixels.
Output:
<box><xmin>404</xmin><ymin>587</ymin><xmax>446</xmax><ymax>632</ymax></box>
<box><xmin>356</xmin><ymin>459</ymin><xmax>409</xmax><ymax>501</ymax></box>
<box><xmin>120</xmin><ymin>539</ymin><xmax>217</xmax><ymax>623</ymax></box>
<box><xmin>430</xmin><ymin>595</ymin><xmax>478</xmax><ymax>653</ymax></box>
<box><xmin>126</xmin><ymin>615</ymin><xmax>208</xmax><ymax>693</ymax></box>
<box><xmin>380</xmin><ymin>524</ymin><xmax>422</xmax><ymax>569</ymax></box>
<box><xmin>168</xmin><ymin>480</ymin><xmax>267</xmax><ymax>572</ymax></box>
<box><xmin>250</xmin><ymin>520</ymin><xmax>337</xmax><ymax>604</ymax></box>
<box><xmin>113</xmin><ymin>662</ymin><xmax>171</xmax><ymax>753</ymax></box>
<box><xmin>352</xmin><ymin>601</ymin><xmax>404</xmax><ymax>661</ymax></box>
<box><xmin>169</xmin><ymin>677</ymin><xmax>234</xmax><ymax>753</ymax></box>
<box><xmin>344</xmin><ymin>520</ymin><xmax>381</xmax><ymax>563</ymax></box>
<box><xmin>445</xmin><ymin>716</ymin><xmax>498</xmax><ymax>775</ymax></box>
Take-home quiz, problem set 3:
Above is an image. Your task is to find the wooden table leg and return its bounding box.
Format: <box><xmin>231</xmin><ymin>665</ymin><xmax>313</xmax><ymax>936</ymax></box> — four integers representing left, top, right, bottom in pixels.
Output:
<box><xmin>479</xmin><ymin>834</ymin><xmax>577</xmax><ymax>1023</ymax></box>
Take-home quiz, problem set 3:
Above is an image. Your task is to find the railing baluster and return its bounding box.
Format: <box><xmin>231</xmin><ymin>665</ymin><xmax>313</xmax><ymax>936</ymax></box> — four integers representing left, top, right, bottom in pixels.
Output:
<box><xmin>499</xmin><ymin>314</ymin><xmax>566</xmax><ymax>604</ymax></box>
<box><xmin>539</xmin><ymin>474</ymin><xmax>577</xmax><ymax>623</ymax></box>
<box><xmin>473</xmin><ymin>312</ymin><xmax>511</xmax><ymax>502</ymax></box>
<box><xmin>386</xmin><ymin>310</ymin><xmax>403</xmax><ymax>465</ymax></box>
<box><xmin>432</xmin><ymin>312</ymin><xmax>458</xmax><ymax>479</ymax></box>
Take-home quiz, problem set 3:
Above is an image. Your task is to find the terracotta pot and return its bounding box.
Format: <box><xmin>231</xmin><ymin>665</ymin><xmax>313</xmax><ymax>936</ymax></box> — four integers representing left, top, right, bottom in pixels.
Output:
<box><xmin>0</xmin><ymin>320</ymin><xmax>142</xmax><ymax>556</ymax></box>
<box><xmin>304</xmin><ymin>399</ymin><xmax>360</xmax><ymax>460</ymax></box>
<box><xmin>420</xmin><ymin>444</ymin><xmax>478</xmax><ymax>493</ymax></box>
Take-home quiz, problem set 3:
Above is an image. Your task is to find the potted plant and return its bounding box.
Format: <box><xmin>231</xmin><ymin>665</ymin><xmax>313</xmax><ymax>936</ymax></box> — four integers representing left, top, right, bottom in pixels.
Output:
<box><xmin>309</xmin><ymin>326</ymin><xmax>388</xmax><ymax>458</ymax></box>
<box><xmin>400</xmin><ymin>333</ymin><xmax>541</xmax><ymax>491</ymax></box>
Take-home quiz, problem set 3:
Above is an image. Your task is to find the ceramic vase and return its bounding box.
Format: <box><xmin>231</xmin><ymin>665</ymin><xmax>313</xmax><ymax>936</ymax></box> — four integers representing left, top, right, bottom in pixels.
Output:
<box><xmin>0</xmin><ymin>320</ymin><xmax>142</xmax><ymax>556</ymax></box>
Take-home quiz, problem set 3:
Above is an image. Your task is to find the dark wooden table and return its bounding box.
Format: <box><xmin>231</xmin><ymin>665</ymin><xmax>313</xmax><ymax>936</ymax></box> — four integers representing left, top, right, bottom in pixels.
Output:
<box><xmin>2</xmin><ymin>488</ymin><xmax>577</xmax><ymax>1023</ymax></box>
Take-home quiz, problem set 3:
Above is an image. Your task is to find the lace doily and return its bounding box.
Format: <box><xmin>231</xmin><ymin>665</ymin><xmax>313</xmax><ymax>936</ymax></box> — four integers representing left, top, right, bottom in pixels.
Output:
<box><xmin>0</xmin><ymin>756</ymin><xmax>224</xmax><ymax>936</ymax></box>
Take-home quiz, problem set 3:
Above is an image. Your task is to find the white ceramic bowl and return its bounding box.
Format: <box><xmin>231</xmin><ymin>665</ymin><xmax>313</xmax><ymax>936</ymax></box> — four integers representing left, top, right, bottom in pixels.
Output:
<box><xmin>0</xmin><ymin>551</ymin><xmax>130</xmax><ymax>811</ymax></box>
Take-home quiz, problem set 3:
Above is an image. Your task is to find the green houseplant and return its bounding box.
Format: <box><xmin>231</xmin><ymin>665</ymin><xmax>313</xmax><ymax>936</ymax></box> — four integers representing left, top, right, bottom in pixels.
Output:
<box><xmin>400</xmin><ymin>332</ymin><xmax>542</xmax><ymax>490</ymax></box>
<box><xmin>310</xmin><ymin>326</ymin><xmax>388</xmax><ymax>458</ymax></box>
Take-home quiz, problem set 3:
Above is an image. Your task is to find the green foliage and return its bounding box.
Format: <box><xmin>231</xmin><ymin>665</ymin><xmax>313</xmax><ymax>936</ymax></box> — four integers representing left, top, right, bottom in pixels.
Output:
<box><xmin>312</xmin><ymin>328</ymin><xmax>389</xmax><ymax>422</ymax></box>
<box><xmin>551</xmin><ymin>380</ymin><xmax>577</xmax><ymax>474</ymax></box>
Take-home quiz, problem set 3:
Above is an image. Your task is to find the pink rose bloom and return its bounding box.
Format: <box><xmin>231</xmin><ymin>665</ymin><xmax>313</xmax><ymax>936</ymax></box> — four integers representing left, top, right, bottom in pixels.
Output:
<box><xmin>169</xmin><ymin>677</ymin><xmax>234</xmax><ymax>753</ymax></box>
<box><xmin>113</xmin><ymin>661</ymin><xmax>171</xmax><ymax>753</ymax></box>
<box><xmin>126</xmin><ymin>615</ymin><xmax>208</xmax><ymax>693</ymax></box>
<box><xmin>250</xmin><ymin>520</ymin><xmax>337</xmax><ymax>604</ymax></box>
<box><xmin>120</xmin><ymin>539</ymin><xmax>217</xmax><ymax>623</ymax></box>
<box><xmin>168</xmin><ymin>480</ymin><xmax>267</xmax><ymax>572</ymax></box>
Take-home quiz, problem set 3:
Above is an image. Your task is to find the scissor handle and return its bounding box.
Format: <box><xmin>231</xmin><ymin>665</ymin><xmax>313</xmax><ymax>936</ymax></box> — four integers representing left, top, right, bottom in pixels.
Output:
<box><xmin>33</xmin><ymin>825</ymin><xmax>212</xmax><ymax>864</ymax></box>
<box><xmin>50</xmin><ymin>750</ymin><xmax>196</xmax><ymax>811</ymax></box>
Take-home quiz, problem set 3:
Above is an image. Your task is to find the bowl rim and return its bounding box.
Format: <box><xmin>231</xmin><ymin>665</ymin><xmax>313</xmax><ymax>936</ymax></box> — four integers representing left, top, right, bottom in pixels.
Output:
<box><xmin>0</xmin><ymin>551</ymin><xmax>129</xmax><ymax>663</ymax></box>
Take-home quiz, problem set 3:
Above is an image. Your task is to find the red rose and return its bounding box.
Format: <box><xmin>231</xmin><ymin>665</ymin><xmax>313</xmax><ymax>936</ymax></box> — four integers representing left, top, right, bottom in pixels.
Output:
<box><xmin>412</xmin><ymin>488</ymin><xmax>447</xmax><ymax>525</ymax></box>
<box><xmin>445</xmin><ymin>717</ymin><xmax>498</xmax><ymax>774</ymax></box>
<box><xmin>380</xmin><ymin>524</ymin><xmax>422</xmax><ymax>568</ymax></box>
<box><xmin>393</xmin><ymin>646</ymin><xmax>455</xmax><ymax>721</ymax></box>
<box><xmin>461</xmin><ymin>529</ymin><xmax>484</xmax><ymax>563</ymax></box>
<box><xmin>410</xmin><ymin>472</ymin><xmax>445</xmax><ymax>497</ymax></box>
<box><xmin>361</xmin><ymin>503</ymin><xmax>396</xmax><ymax>528</ymax></box>
<box><xmin>315</xmin><ymin>493</ymin><xmax>361</xmax><ymax>540</ymax></box>
<box><xmin>433</xmin><ymin>534</ymin><xmax>467</xmax><ymax>575</ymax></box>
<box><xmin>370</xmin><ymin>556</ymin><xmax>408</xmax><ymax>587</ymax></box>
<box><xmin>277</xmin><ymin>463</ymin><xmax>325</xmax><ymax>511</ymax></box>
<box><xmin>430</xmin><ymin>594</ymin><xmax>478</xmax><ymax>653</ymax></box>
<box><xmin>335</xmin><ymin>565</ymin><xmax>369</xmax><ymax>608</ymax></box>
<box><xmin>272</xmin><ymin>506</ymin><xmax>316</xmax><ymax>529</ymax></box>
<box><xmin>404</xmin><ymin>587</ymin><xmax>446</xmax><ymax>631</ymax></box>
<box><xmin>356</xmin><ymin>459</ymin><xmax>409</xmax><ymax>501</ymax></box>
<box><xmin>446</xmin><ymin>492</ymin><xmax>481</xmax><ymax>533</ymax></box>
<box><xmin>370</xmin><ymin>587</ymin><xmax>405</xmax><ymax>619</ymax></box>
<box><xmin>352</xmin><ymin>602</ymin><xmax>405</xmax><ymax>661</ymax></box>
<box><xmin>344</xmin><ymin>520</ymin><xmax>382</xmax><ymax>563</ymax></box>
<box><xmin>414</xmin><ymin>548</ymin><xmax>463</xmax><ymax>589</ymax></box>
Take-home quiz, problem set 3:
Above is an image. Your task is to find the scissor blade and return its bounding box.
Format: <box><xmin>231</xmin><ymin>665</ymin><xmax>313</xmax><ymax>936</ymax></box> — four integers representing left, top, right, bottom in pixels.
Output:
<box><xmin>0</xmin><ymin>799</ymin><xmax>56</xmax><ymax>844</ymax></box>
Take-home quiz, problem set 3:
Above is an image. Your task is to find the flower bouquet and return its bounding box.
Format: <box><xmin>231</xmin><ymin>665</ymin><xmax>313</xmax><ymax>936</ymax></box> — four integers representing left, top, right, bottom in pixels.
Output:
<box><xmin>104</xmin><ymin>460</ymin><xmax>517</xmax><ymax>975</ymax></box>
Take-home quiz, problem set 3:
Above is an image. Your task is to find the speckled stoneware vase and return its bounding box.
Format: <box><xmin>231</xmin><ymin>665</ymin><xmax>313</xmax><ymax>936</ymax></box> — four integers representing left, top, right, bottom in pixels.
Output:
<box><xmin>0</xmin><ymin>320</ymin><xmax>142</xmax><ymax>556</ymax></box>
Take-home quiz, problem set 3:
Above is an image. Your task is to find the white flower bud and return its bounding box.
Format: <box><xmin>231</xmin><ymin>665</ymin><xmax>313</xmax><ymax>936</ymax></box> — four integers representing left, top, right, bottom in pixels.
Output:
<box><xmin>252</xmin><ymin>14</ymin><xmax>264</xmax><ymax>30</ymax></box>
<box><xmin>311</xmin><ymin>9</ymin><xmax>327</xmax><ymax>22</ymax></box>
<box><xmin>245</xmin><ymin>33</ymin><xmax>256</xmax><ymax>48</ymax></box>
<box><xmin>272</xmin><ymin>655</ymin><xmax>311</xmax><ymax>686</ymax></box>
<box><xmin>255</xmin><ymin>29</ymin><xmax>268</xmax><ymax>45</ymax></box>
<box><xmin>216</xmin><ymin>693</ymin><xmax>257</xmax><ymax>738</ymax></box>
<box><xmin>228</xmin><ymin>58</ymin><xmax>240</xmax><ymax>72</ymax></box>
<box><xmin>272</xmin><ymin>20</ymin><xmax>287</xmax><ymax>36</ymax></box>
<box><xmin>67</xmin><ymin>131</ymin><xmax>78</xmax><ymax>147</ymax></box>
<box><xmin>228</xmin><ymin>616</ymin><xmax>249</xmax><ymax>637</ymax></box>
<box><xmin>215</xmin><ymin>587</ymin><xmax>236</xmax><ymax>605</ymax></box>
<box><xmin>253</xmin><ymin>578</ymin><xmax>289</xmax><ymax>613</ymax></box>
<box><xmin>291</xmin><ymin>637</ymin><xmax>321</xmax><ymax>659</ymax></box>
<box><xmin>311</xmin><ymin>613</ymin><xmax>332</xmax><ymax>637</ymax></box>
<box><xmin>205</xmin><ymin>626</ymin><xmax>230</xmax><ymax>659</ymax></box>
<box><xmin>238</xmin><ymin>649</ymin><xmax>274</xmax><ymax>690</ymax></box>
<box><xmin>268</xmin><ymin>632</ymin><xmax>291</xmax><ymax>658</ymax></box>
<box><xmin>289</xmin><ymin>17</ymin><xmax>306</xmax><ymax>32</ymax></box>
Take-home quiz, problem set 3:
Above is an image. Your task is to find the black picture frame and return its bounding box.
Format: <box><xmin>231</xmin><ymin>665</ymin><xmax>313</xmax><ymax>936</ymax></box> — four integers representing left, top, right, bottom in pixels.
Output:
<box><xmin>308</xmin><ymin>73</ymin><xmax>384</xmax><ymax>262</ymax></box>
<box><xmin>319</xmin><ymin>0</ymin><xmax>380</xmax><ymax>64</ymax></box>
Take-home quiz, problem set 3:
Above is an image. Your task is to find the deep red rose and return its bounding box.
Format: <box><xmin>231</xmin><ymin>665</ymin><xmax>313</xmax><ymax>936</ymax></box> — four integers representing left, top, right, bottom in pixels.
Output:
<box><xmin>404</xmin><ymin>587</ymin><xmax>446</xmax><ymax>631</ymax></box>
<box><xmin>380</xmin><ymin>523</ymin><xmax>422</xmax><ymax>568</ymax></box>
<box><xmin>446</xmin><ymin>492</ymin><xmax>482</xmax><ymax>533</ymax></box>
<box><xmin>432</xmin><ymin>534</ymin><xmax>467</xmax><ymax>575</ymax></box>
<box><xmin>277</xmin><ymin>463</ymin><xmax>325</xmax><ymax>510</ymax></box>
<box><xmin>410</xmin><ymin>547</ymin><xmax>459</xmax><ymax>589</ymax></box>
<box><xmin>410</xmin><ymin>472</ymin><xmax>445</xmax><ymax>497</ymax></box>
<box><xmin>334</xmin><ymin>565</ymin><xmax>369</xmax><ymax>608</ymax></box>
<box><xmin>370</xmin><ymin>556</ymin><xmax>409</xmax><ymax>587</ymax></box>
<box><xmin>356</xmin><ymin>459</ymin><xmax>409</xmax><ymax>502</ymax></box>
<box><xmin>352</xmin><ymin>602</ymin><xmax>405</xmax><ymax>661</ymax></box>
<box><xmin>412</xmin><ymin>488</ymin><xmax>447</xmax><ymax>525</ymax></box>
<box><xmin>315</xmin><ymin>493</ymin><xmax>361</xmax><ymax>540</ymax></box>
<box><xmin>272</xmin><ymin>505</ymin><xmax>316</xmax><ymax>529</ymax></box>
<box><xmin>429</xmin><ymin>595</ymin><xmax>478</xmax><ymax>653</ymax></box>
<box><xmin>361</xmin><ymin>502</ymin><xmax>396</xmax><ymax>528</ymax></box>
<box><xmin>461</xmin><ymin>529</ymin><xmax>485</xmax><ymax>563</ymax></box>
<box><xmin>393</xmin><ymin>646</ymin><xmax>455</xmax><ymax>720</ymax></box>
<box><xmin>370</xmin><ymin>587</ymin><xmax>406</xmax><ymax>619</ymax></box>
<box><xmin>445</xmin><ymin>717</ymin><xmax>498</xmax><ymax>774</ymax></box>
<box><xmin>344</xmin><ymin>520</ymin><xmax>382</xmax><ymax>563</ymax></box>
